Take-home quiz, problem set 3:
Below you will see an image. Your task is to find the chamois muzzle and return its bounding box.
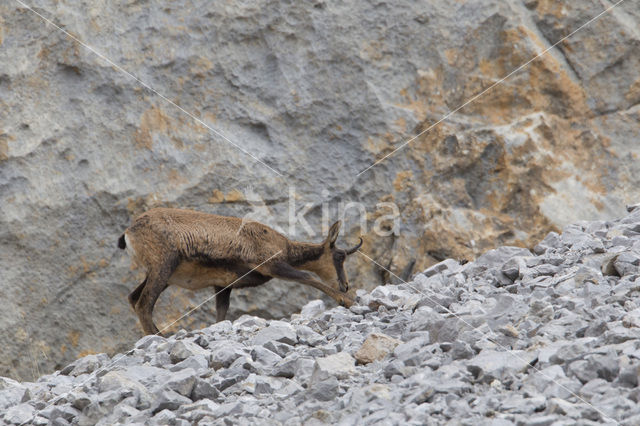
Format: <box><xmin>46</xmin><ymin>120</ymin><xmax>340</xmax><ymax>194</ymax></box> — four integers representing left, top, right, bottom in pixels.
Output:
<box><xmin>344</xmin><ymin>237</ymin><xmax>363</xmax><ymax>255</ymax></box>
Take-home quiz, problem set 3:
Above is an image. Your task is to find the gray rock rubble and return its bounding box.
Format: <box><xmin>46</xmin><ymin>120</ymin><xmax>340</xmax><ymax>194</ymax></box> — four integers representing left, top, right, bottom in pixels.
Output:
<box><xmin>5</xmin><ymin>209</ymin><xmax>640</xmax><ymax>424</ymax></box>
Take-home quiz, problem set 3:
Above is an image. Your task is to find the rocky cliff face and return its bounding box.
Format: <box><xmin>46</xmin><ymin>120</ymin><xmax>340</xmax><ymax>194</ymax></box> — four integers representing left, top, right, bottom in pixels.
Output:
<box><xmin>1</xmin><ymin>0</ymin><xmax>640</xmax><ymax>380</ymax></box>
<box><xmin>3</xmin><ymin>209</ymin><xmax>640</xmax><ymax>425</ymax></box>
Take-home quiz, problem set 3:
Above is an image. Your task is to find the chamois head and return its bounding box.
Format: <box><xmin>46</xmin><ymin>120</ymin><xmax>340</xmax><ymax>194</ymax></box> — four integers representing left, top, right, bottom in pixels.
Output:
<box><xmin>310</xmin><ymin>221</ymin><xmax>362</xmax><ymax>293</ymax></box>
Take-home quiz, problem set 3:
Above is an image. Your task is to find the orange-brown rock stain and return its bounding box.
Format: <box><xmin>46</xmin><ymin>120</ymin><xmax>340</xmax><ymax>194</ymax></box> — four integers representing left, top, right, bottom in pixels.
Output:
<box><xmin>135</xmin><ymin>106</ymin><xmax>171</xmax><ymax>149</ymax></box>
<box><xmin>534</xmin><ymin>0</ymin><xmax>567</xmax><ymax>19</ymax></box>
<box><xmin>358</xmin><ymin>19</ymin><xmax>628</xmax><ymax>278</ymax></box>
<box><xmin>207</xmin><ymin>188</ymin><xmax>252</xmax><ymax>205</ymax></box>
<box><xmin>393</xmin><ymin>171</ymin><xmax>413</xmax><ymax>192</ymax></box>
<box><xmin>68</xmin><ymin>331</ymin><xmax>81</xmax><ymax>347</ymax></box>
<box><xmin>0</xmin><ymin>132</ymin><xmax>11</xmax><ymax>161</ymax></box>
<box><xmin>626</xmin><ymin>78</ymin><xmax>640</xmax><ymax>104</ymax></box>
<box><xmin>78</xmin><ymin>349</ymin><xmax>98</xmax><ymax>358</ymax></box>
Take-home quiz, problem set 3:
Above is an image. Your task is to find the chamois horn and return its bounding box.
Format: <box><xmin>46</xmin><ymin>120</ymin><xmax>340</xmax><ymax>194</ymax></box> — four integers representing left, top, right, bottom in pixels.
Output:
<box><xmin>344</xmin><ymin>237</ymin><xmax>363</xmax><ymax>255</ymax></box>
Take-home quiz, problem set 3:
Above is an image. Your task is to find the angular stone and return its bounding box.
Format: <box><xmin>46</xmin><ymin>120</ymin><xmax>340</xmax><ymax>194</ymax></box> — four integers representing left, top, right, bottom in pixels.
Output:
<box><xmin>134</xmin><ymin>335</ymin><xmax>166</xmax><ymax>350</ymax></box>
<box><xmin>151</xmin><ymin>409</ymin><xmax>176</xmax><ymax>424</ymax></box>
<box><xmin>99</xmin><ymin>370</ymin><xmax>150</xmax><ymax>397</ymax></box>
<box><xmin>204</xmin><ymin>320</ymin><xmax>233</xmax><ymax>336</ymax></box>
<box><xmin>30</xmin><ymin>416</ymin><xmax>49</xmax><ymax>426</ymax></box>
<box><xmin>149</xmin><ymin>351</ymin><xmax>172</xmax><ymax>369</ymax></box>
<box><xmin>4</xmin><ymin>402</ymin><xmax>35</xmax><ymax>425</ymax></box>
<box><xmin>354</xmin><ymin>333</ymin><xmax>402</xmax><ymax>364</ymax></box>
<box><xmin>605</xmin><ymin>326</ymin><xmax>640</xmax><ymax>344</ymax></box>
<box><xmin>529</xmin><ymin>300</ymin><xmax>554</xmax><ymax>321</ymax></box>
<box><xmin>84</xmin><ymin>390</ymin><xmax>122</xmax><ymax>416</ymax></box>
<box><xmin>528</xmin><ymin>364</ymin><xmax>564</xmax><ymax>389</ymax></box>
<box><xmin>618</xmin><ymin>364</ymin><xmax>640</xmax><ymax>388</ymax></box>
<box><xmin>300</xmin><ymin>300</ymin><xmax>327</xmax><ymax>319</ymax></box>
<box><xmin>393</xmin><ymin>334</ymin><xmax>430</xmax><ymax>361</ymax></box>
<box><xmin>467</xmin><ymin>350</ymin><xmax>538</xmax><ymax>383</ymax></box>
<box><xmin>573</xmin><ymin>265</ymin><xmax>603</xmax><ymax>286</ymax></box>
<box><xmin>191</xmin><ymin>377</ymin><xmax>220</xmax><ymax>401</ymax></box>
<box><xmin>273</xmin><ymin>379</ymin><xmax>304</xmax><ymax>399</ymax></box>
<box><xmin>383</xmin><ymin>360</ymin><xmax>407</xmax><ymax>379</ymax></box>
<box><xmin>573</xmin><ymin>236</ymin><xmax>606</xmax><ymax>253</ymax></box>
<box><xmin>498</xmin><ymin>324</ymin><xmax>519</xmax><ymax>338</ymax></box>
<box><xmin>310</xmin><ymin>352</ymin><xmax>356</xmax><ymax>383</ymax></box>
<box><xmin>169</xmin><ymin>341</ymin><xmax>209</xmax><ymax>364</ymax></box>
<box><xmin>525</xmin><ymin>415</ymin><xmax>566</xmax><ymax>426</ymax></box>
<box><xmin>150</xmin><ymin>389</ymin><xmax>192</xmax><ymax>414</ymax></box>
<box><xmin>178</xmin><ymin>401</ymin><xmax>220</xmax><ymax>423</ymax></box>
<box><xmin>209</xmin><ymin>341</ymin><xmax>246</xmax><ymax>370</ymax></box>
<box><xmin>586</xmin><ymin>353</ymin><xmax>620</xmax><ymax>382</ymax></box>
<box><xmin>211</xmin><ymin>366</ymin><xmax>249</xmax><ymax>392</ymax></box>
<box><xmin>501</xmin><ymin>257</ymin><xmax>523</xmax><ymax>281</ymax></box>
<box><xmin>170</xmin><ymin>354</ymin><xmax>209</xmax><ymax>372</ymax></box>
<box><xmin>410</xmin><ymin>306</ymin><xmax>444</xmax><ymax>332</ymax></box>
<box><xmin>233</xmin><ymin>315</ymin><xmax>267</xmax><ymax>332</ymax></box>
<box><xmin>617</xmin><ymin>251</ymin><xmax>640</xmax><ymax>266</ymax></box>
<box><xmin>622</xmin><ymin>309</ymin><xmax>640</xmax><ymax>328</ymax></box>
<box><xmin>567</xmin><ymin>360</ymin><xmax>597</xmax><ymax>384</ymax></box>
<box><xmin>423</xmin><ymin>259</ymin><xmax>462</xmax><ymax>277</ymax></box>
<box><xmin>69</xmin><ymin>353</ymin><xmax>109</xmax><ymax>376</ymax></box>
<box><xmin>263</xmin><ymin>340</ymin><xmax>294</xmax><ymax>357</ymax></box>
<box><xmin>296</xmin><ymin>325</ymin><xmax>325</xmax><ymax>347</ymax></box>
<box><xmin>532</xmin><ymin>264</ymin><xmax>559</xmax><ymax>277</ymax></box>
<box><xmin>252</xmin><ymin>321</ymin><xmax>297</xmax><ymax>346</ymax></box>
<box><xmin>293</xmin><ymin>357</ymin><xmax>316</xmax><ymax>385</ymax></box>
<box><xmin>210</xmin><ymin>401</ymin><xmax>244</xmax><ymax>417</ymax></box>
<box><xmin>450</xmin><ymin>341</ymin><xmax>474</xmax><ymax>360</ymax></box>
<box><xmin>368</xmin><ymin>285</ymin><xmax>404</xmax><ymax>310</ymax></box>
<box><xmin>0</xmin><ymin>380</ymin><xmax>28</xmax><ymax>411</ymax></box>
<box><xmin>548</xmin><ymin>340</ymin><xmax>595</xmax><ymax>364</ymax></box>
<box><xmin>164</xmin><ymin>368</ymin><xmax>197</xmax><ymax>397</ymax></box>
<box><xmin>250</xmin><ymin>346</ymin><xmax>282</xmax><ymax>369</ymax></box>
<box><xmin>615</xmin><ymin>253</ymin><xmax>640</xmax><ymax>277</ymax></box>
<box><xmin>307</xmin><ymin>376</ymin><xmax>339</xmax><ymax>402</ymax></box>
<box><xmin>48</xmin><ymin>405</ymin><xmax>81</xmax><ymax>423</ymax></box>
<box><xmin>474</xmin><ymin>246</ymin><xmax>534</xmax><ymax>270</ymax></box>
<box><xmin>272</xmin><ymin>355</ymin><xmax>298</xmax><ymax>379</ymax></box>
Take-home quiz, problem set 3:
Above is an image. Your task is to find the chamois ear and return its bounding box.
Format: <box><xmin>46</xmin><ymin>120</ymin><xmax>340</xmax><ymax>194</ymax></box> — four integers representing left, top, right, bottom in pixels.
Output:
<box><xmin>326</xmin><ymin>220</ymin><xmax>341</xmax><ymax>248</ymax></box>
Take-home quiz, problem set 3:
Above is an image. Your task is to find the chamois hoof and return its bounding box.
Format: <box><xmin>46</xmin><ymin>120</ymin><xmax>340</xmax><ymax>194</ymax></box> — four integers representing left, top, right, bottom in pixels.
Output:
<box><xmin>339</xmin><ymin>296</ymin><xmax>354</xmax><ymax>308</ymax></box>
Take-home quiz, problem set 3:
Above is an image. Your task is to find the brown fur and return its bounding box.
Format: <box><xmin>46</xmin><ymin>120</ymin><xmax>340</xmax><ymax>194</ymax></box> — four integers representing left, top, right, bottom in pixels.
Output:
<box><xmin>119</xmin><ymin>208</ymin><xmax>361</xmax><ymax>335</ymax></box>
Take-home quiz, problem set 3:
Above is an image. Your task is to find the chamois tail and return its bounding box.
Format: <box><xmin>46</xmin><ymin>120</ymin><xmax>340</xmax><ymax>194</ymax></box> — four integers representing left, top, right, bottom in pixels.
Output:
<box><xmin>117</xmin><ymin>233</ymin><xmax>127</xmax><ymax>250</ymax></box>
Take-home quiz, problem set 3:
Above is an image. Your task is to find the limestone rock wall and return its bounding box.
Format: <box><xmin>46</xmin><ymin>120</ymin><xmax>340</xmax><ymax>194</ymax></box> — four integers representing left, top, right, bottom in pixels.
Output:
<box><xmin>1</xmin><ymin>0</ymin><xmax>639</xmax><ymax>380</ymax></box>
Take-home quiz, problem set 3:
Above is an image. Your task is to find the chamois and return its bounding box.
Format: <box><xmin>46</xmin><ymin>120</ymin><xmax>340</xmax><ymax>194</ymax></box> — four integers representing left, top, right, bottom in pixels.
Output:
<box><xmin>118</xmin><ymin>208</ymin><xmax>362</xmax><ymax>335</ymax></box>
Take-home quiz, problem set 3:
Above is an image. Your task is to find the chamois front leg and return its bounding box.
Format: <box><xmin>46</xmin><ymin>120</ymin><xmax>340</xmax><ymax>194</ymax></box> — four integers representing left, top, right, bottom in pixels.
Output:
<box><xmin>215</xmin><ymin>286</ymin><xmax>231</xmax><ymax>322</ymax></box>
<box><xmin>214</xmin><ymin>272</ymin><xmax>272</xmax><ymax>321</ymax></box>
<box><xmin>268</xmin><ymin>262</ymin><xmax>354</xmax><ymax>307</ymax></box>
<box><xmin>135</xmin><ymin>258</ymin><xmax>177</xmax><ymax>335</ymax></box>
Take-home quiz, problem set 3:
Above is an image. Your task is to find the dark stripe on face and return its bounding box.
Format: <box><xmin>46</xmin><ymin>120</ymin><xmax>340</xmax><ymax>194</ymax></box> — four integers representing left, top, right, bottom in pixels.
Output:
<box><xmin>333</xmin><ymin>252</ymin><xmax>347</xmax><ymax>286</ymax></box>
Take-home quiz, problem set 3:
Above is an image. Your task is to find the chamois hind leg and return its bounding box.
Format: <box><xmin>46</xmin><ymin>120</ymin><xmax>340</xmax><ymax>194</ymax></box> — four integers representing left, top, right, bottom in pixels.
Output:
<box><xmin>128</xmin><ymin>277</ymin><xmax>147</xmax><ymax>311</ymax></box>
<box><xmin>135</xmin><ymin>258</ymin><xmax>177</xmax><ymax>335</ymax></box>
<box><xmin>215</xmin><ymin>286</ymin><xmax>231</xmax><ymax>322</ymax></box>
<box><xmin>268</xmin><ymin>262</ymin><xmax>354</xmax><ymax>307</ymax></box>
